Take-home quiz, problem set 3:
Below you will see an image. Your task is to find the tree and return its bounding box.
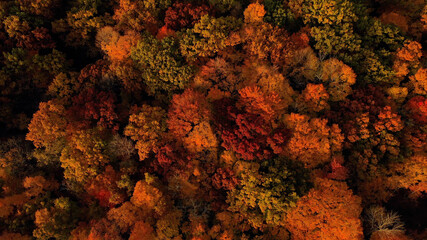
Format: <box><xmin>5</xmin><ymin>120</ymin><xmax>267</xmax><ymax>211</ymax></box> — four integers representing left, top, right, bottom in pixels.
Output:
<box><xmin>211</xmin><ymin>167</ymin><xmax>239</xmax><ymax>191</ymax></box>
<box><xmin>131</xmin><ymin>174</ymin><xmax>168</xmax><ymax>216</ymax></box>
<box><xmin>17</xmin><ymin>0</ymin><xmax>61</xmax><ymax>18</ymax></box>
<box><xmin>129</xmin><ymin>221</ymin><xmax>156</xmax><ymax>240</ymax></box>
<box><xmin>131</xmin><ymin>34</ymin><xmax>194</xmax><ymax>94</ymax></box>
<box><xmin>264</xmin><ymin>0</ymin><xmax>303</xmax><ymax>31</ymax></box>
<box><xmin>217</xmin><ymin>98</ymin><xmax>290</xmax><ymax>161</ymax></box>
<box><xmin>107</xmin><ymin>201</ymin><xmax>150</xmax><ymax>233</ymax></box>
<box><xmin>60</xmin><ymin>128</ymin><xmax>110</xmax><ymax>186</ymax></box>
<box><xmin>409</xmin><ymin>68</ymin><xmax>426</xmax><ymax>96</ymax></box>
<box><xmin>237</xmin><ymin>85</ymin><xmax>285</xmax><ymax>121</ymax></box>
<box><xmin>180</xmin><ymin>15</ymin><xmax>242</xmax><ymax>60</ymax></box>
<box><xmin>227</xmin><ymin>158</ymin><xmax>312</xmax><ymax>229</ymax></box>
<box><xmin>284</xmin><ymin>113</ymin><xmax>344</xmax><ymax>168</ymax></box>
<box><xmin>0</xmin><ymin>232</ymin><xmax>32</xmax><ymax>240</ymax></box>
<box><xmin>97</xmin><ymin>27</ymin><xmax>140</xmax><ymax>61</ymax></box>
<box><xmin>331</xmin><ymin>86</ymin><xmax>404</xmax><ymax>177</ymax></box>
<box><xmin>285</xmin><ymin>178</ymin><xmax>364</xmax><ymax>240</ymax></box>
<box><xmin>85</xmin><ymin>166</ymin><xmax>126</xmax><ymax>208</ymax></box>
<box><xmin>33</xmin><ymin>198</ymin><xmax>80</xmax><ymax>240</ymax></box>
<box><xmin>26</xmin><ymin>100</ymin><xmax>67</xmax><ymax>155</ymax></box>
<box><xmin>67</xmin><ymin>88</ymin><xmax>119</xmax><ymax>131</ymax></box>
<box><xmin>296</xmin><ymin>83</ymin><xmax>329</xmax><ymax>113</ymax></box>
<box><xmin>320</xmin><ymin>58</ymin><xmax>356</xmax><ymax>101</ymax></box>
<box><xmin>385</xmin><ymin>153</ymin><xmax>427</xmax><ymax>199</ymax></box>
<box><xmin>155</xmin><ymin>209</ymin><xmax>183</xmax><ymax>240</ymax></box>
<box><xmin>164</xmin><ymin>2</ymin><xmax>211</xmax><ymax>31</ymax></box>
<box><xmin>405</xmin><ymin>96</ymin><xmax>427</xmax><ymax>124</ymax></box>
<box><xmin>285</xmin><ymin>47</ymin><xmax>320</xmax><ymax>91</ymax></box>
<box><xmin>393</xmin><ymin>41</ymin><xmax>422</xmax><ymax>79</ymax></box>
<box><xmin>244</xmin><ymin>3</ymin><xmax>266</xmax><ymax>24</ymax></box>
<box><xmin>365</xmin><ymin>206</ymin><xmax>409</xmax><ymax>240</ymax></box>
<box><xmin>87</xmin><ymin>218</ymin><xmax>123</xmax><ymax>240</ymax></box>
<box><xmin>208</xmin><ymin>0</ymin><xmax>242</xmax><ymax>14</ymax></box>
<box><xmin>238</xmin><ymin>22</ymin><xmax>309</xmax><ymax>67</ymax></box>
<box><xmin>168</xmin><ymin>89</ymin><xmax>218</xmax><ymax>153</ymax></box>
<box><xmin>380</xmin><ymin>11</ymin><xmax>409</xmax><ymax>33</ymax></box>
<box><xmin>112</xmin><ymin>0</ymin><xmax>170</xmax><ymax>33</ymax></box>
<box><xmin>52</xmin><ymin>7</ymin><xmax>109</xmax><ymax>51</ymax></box>
<box><xmin>124</xmin><ymin>105</ymin><xmax>167</xmax><ymax>161</ymax></box>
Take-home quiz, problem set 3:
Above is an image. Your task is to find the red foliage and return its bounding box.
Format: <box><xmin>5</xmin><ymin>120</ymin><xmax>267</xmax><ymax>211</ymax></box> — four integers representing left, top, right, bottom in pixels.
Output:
<box><xmin>156</xmin><ymin>25</ymin><xmax>176</xmax><ymax>40</ymax></box>
<box><xmin>78</xmin><ymin>60</ymin><xmax>110</xmax><ymax>85</ymax></box>
<box><xmin>86</xmin><ymin>166</ymin><xmax>125</xmax><ymax>208</ymax></box>
<box><xmin>406</xmin><ymin>96</ymin><xmax>427</xmax><ymax>124</ymax></box>
<box><xmin>67</xmin><ymin>88</ymin><xmax>118</xmax><ymax>131</ymax></box>
<box><xmin>168</xmin><ymin>89</ymin><xmax>211</xmax><ymax>140</ymax></box>
<box><xmin>216</xmin><ymin>98</ymin><xmax>290</xmax><ymax>161</ymax></box>
<box><xmin>164</xmin><ymin>2</ymin><xmax>212</xmax><ymax>31</ymax></box>
<box><xmin>326</xmin><ymin>156</ymin><xmax>349</xmax><ymax>180</ymax></box>
<box><xmin>17</xmin><ymin>27</ymin><xmax>55</xmax><ymax>51</ymax></box>
<box><xmin>154</xmin><ymin>142</ymin><xmax>193</xmax><ymax>178</ymax></box>
<box><xmin>330</xmin><ymin>85</ymin><xmax>396</xmax><ymax>145</ymax></box>
<box><xmin>211</xmin><ymin>168</ymin><xmax>239</xmax><ymax>191</ymax></box>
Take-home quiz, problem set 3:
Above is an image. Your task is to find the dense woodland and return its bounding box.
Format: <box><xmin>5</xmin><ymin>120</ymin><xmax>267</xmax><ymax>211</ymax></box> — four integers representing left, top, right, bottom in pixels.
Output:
<box><xmin>0</xmin><ymin>0</ymin><xmax>426</xmax><ymax>239</ymax></box>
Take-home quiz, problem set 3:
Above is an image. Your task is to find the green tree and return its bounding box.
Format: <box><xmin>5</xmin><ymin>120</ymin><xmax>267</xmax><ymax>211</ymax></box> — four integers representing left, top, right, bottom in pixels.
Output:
<box><xmin>131</xmin><ymin>35</ymin><xmax>194</xmax><ymax>95</ymax></box>
<box><xmin>180</xmin><ymin>15</ymin><xmax>242</xmax><ymax>60</ymax></box>
<box><xmin>227</xmin><ymin>158</ymin><xmax>312</xmax><ymax>228</ymax></box>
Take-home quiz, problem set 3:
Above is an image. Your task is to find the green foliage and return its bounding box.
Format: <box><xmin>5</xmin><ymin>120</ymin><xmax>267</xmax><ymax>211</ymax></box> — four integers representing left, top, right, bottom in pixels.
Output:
<box><xmin>301</xmin><ymin>0</ymin><xmax>358</xmax><ymax>25</ymax></box>
<box><xmin>131</xmin><ymin>35</ymin><xmax>194</xmax><ymax>95</ymax></box>
<box><xmin>179</xmin><ymin>15</ymin><xmax>242</xmax><ymax>60</ymax></box>
<box><xmin>263</xmin><ymin>0</ymin><xmax>301</xmax><ymax>31</ymax></box>
<box><xmin>33</xmin><ymin>197</ymin><xmax>80</xmax><ymax>240</ymax></box>
<box><xmin>208</xmin><ymin>0</ymin><xmax>242</xmax><ymax>14</ymax></box>
<box><xmin>310</xmin><ymin>24</ymin><xmax>361</xmax><ymax>55</ymax></box>
<box><xmin>227</xmin><ymin>158</ymin><xmax>312</xmax><ymax>228</ymax></box>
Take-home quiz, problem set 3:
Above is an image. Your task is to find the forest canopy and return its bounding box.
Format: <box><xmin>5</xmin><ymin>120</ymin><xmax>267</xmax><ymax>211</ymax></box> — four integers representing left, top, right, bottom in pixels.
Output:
<box><xmin>0</xmin><ymin>0</ymin><xmax>426</xmax><ymax>239</ymax></box>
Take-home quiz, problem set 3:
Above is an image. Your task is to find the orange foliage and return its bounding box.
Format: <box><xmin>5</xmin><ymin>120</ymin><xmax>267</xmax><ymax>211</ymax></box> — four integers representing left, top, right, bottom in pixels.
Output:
<box><xmin>86</xmin><ymin>166</ymin><xmax>126</xmax><ymax>208</ymax></box>
<box><xmin>285</xmin><ymin>178</ymin><xmax>364</xmax><ymax>240</ymax></box>
<box><xmin>284</xmin><ymin>114</ymin><xmax>344</xmax><ymax>168</ymax></box>
<box><xmin>23</xmin><ymin>175</ymin><xmax>59</xmax><ymax>197</ymax></box>
<box><xmin>26</xmin><ymin>100</ymin><xmax>67</xmax><ymax>149</ymax></box>
<box><xmin>396</xmin><ymin>41</ymin><xmax>422</xmax><ymax>62</ymax></box>
<box><xmin>409</xmin><ymin>68</ymin><xmax>427</xmax><ymax>95</ymax></box>
<box><xmin>237</xmin><ymin>85</ymin><xmax>285</xmax><ymax>121</ymax></box>
<box><xmin>131</xmin><ymin>178</ymin><xmax>167</xmax><ymax>215</ymax></box>
<box><xmin>88</xmin><ymin>218</ymin><xmax>122</xmax><ymax>240</ymax></box>
<box><xmin>380</xmin><ymin>12</ymin><xmax>409</xmax><ymax>32</ymax></box>
<box><xmin>129</xmin><ymin>221</ymin><xmax>156</xmax><ymax>240</ymax></box>
<box><xmin>386</xmin><ymin>153</ymin><xmax>427</xmax><ymax>199</ymax></box>
<box><xmin>107</xmin><ymin>201</ymin><xmax>149</xmax><ymax>233</ymax></box>
<box><xmin>105</xmin><ymin>31</ymin><xmax>140</xmax><ymax>61</ymax></box>
<box><xmin>297</xmin><ymin>83</ymin><xmax>329</xmax><ymax>113</ymax></box>
<box><xmin>124</xmin><ymin>105</ymin><xmax>167</xmax><ymax>161</ymax></box>
<box><xmin>168</xmin><ymin>89</ymin><xmax>218</xmax><ymax>153</ymax></box>
<box><xmin>156</xmin><ymin>25</ymin><xmax>175</xmax><ymax>40</ymax></box>
<box><xmin>0</xmin><ymin>232</ymin><xmax>32</xmax><ymax>240</ymax></box>
<box><xmin>393</xmin><ymin>41</ymin><xmax>422</xmax><ymax>79</ymax></box>
<box><xmin>244</xmin><ymin>3</ymin><xmax>266</xmax><ymax>23</ymax></box>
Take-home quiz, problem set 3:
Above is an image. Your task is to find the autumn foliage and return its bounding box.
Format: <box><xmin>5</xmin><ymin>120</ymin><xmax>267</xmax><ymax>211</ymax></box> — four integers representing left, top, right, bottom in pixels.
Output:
<box><xmin>1</xmin><ymin>0</ymin><xmax>425</xmax><ymax>239</ymax></box>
